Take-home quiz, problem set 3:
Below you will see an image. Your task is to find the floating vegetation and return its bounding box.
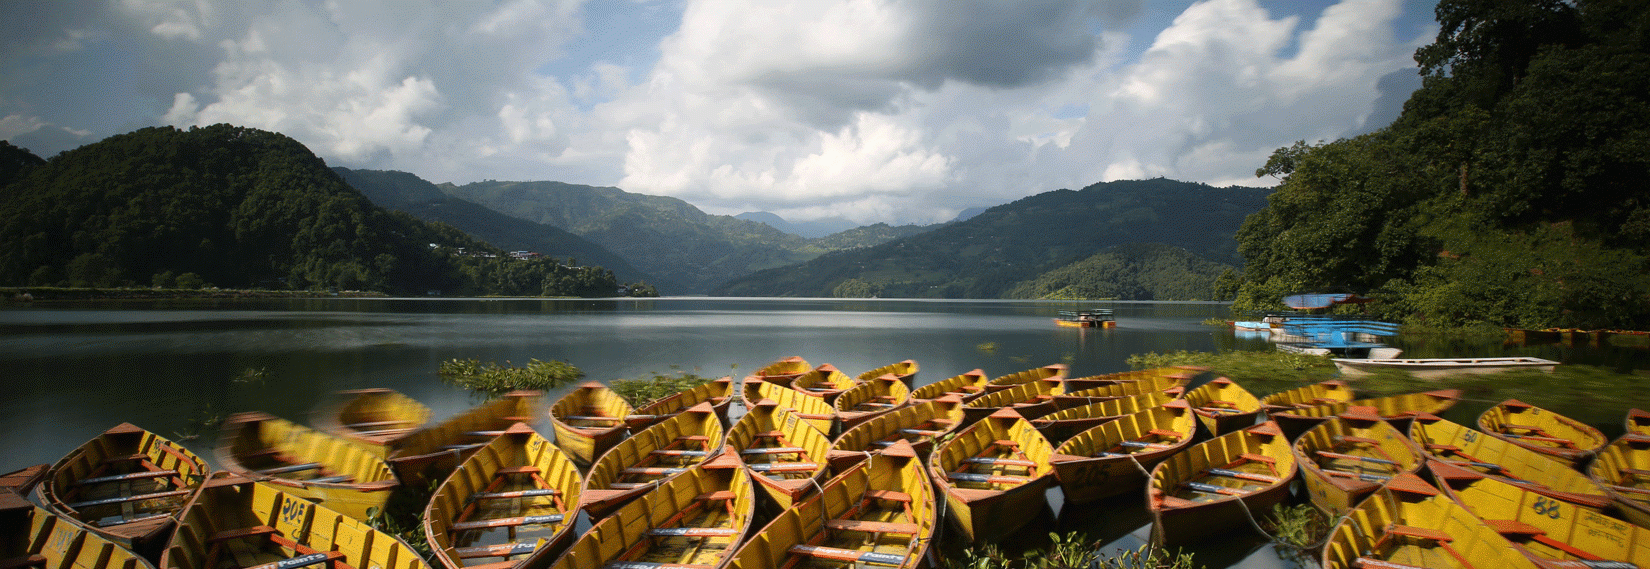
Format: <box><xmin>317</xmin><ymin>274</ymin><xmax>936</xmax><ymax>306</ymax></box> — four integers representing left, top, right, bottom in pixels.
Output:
<box><xmin>365</xmin><ymin>480</ymin><xmax>437</xmax><ymax>561</ymax></box>
<box><xmin>977</xmin><ymin>342</ymin><xmax>999</xmax><ymax>355</ymax></box>
<box><xmin>233</xmin><ymin>366</ymin><xmax>270</xmax><ymax>385</ymax></box>
<box><xmin>610</xmin><ymin>367</ymin><xmax>716</xmax><ymax>408</ymax></box>
<box><xmin>943</xmin><ymin>534</ymin><xmax>1199</xmax><ymax>569</ymax></box>
<box><xmin>1264</xmin><ymin>503</ymin><xmax>1330</xmax><ymax>565</ymax></box>
<box><xmin>437</xmin><ymin>357</ymin><xmax>584</xmax><ymax>396</ymax></box>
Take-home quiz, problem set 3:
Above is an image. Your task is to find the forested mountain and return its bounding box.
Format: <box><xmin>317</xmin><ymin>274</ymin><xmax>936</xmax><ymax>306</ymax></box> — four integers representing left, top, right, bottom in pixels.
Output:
<box><xmin>1235</xmin><ymin>0</ymin><xmax>1650</xmax><ymax>329</ymax></box>
<box><xmin>0</xmin><ymin>125</ymin><xmax>641</xmax><ymax>297</ymax></box>
<box><xmin>734</xmin><ymin>212</ymin><xmax>859</xmax><ymax>238</ymax></box>
<box><xmin>1003</xmin><ymin>243</ymin><xmax>1234</xmax><ymax>301</ymax></box>
<box><xmin>332</xmin><ymin>167</ymin><xmax>665</xmax><ymax>290</ymax></box>
<box><xmin>713</xmin><ymin>179</ymin><xmax>1268</xmax><ymax>299</ymax></box>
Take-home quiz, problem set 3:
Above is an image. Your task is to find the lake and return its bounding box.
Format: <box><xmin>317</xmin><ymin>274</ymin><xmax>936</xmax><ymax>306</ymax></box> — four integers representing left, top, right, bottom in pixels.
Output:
<box><xmin>2</xmin><ymin>297</ymin><xmax>1643</xmax><ymax>567</ymax></box>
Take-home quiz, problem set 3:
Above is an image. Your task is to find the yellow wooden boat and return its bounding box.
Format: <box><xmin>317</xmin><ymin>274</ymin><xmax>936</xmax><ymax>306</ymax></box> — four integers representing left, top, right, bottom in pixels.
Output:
<box><xmin>1434</xmin><ymin>460</ymin><xmax>1650</xmax><ymax>568</ymax></box>
<box><xmin>1059</xmin><ymin>366</ymin><xmax>1204</xmax><ymax>396</ymax></box>
<box><xmin>1586</xmin><ymin>433</ymin><xmax>1650</xmax><ymax>529</ymax></box>
<box><xmin>386</xmin><ymin>391</ymin><xmax>542</xmax><ymax>485</ymax></box>
<box><xmin>1258</xmin><ymin>380</ymin><xmax>1354</xmax><ymax>413</ymax></box>
<box><xmin>1183</xmin><ymin>377</ymin><xmax>1263</xmax><ymax>436</ymax></box>
<box><xmin>856</xmin><ymin>359</ymin><xmax>919</xmax><ymax>388</ymax></box>
<box><xmin>741</xmin><ymin>379</ymin><xmax>837</xmax><ymax>436</ymax></box>
<box><xmin>162</xmin><ymin>474</ymin><xmax>429</xmax><ymax>569</ymax></box>
<box><xmin>752</xmin><ymin>356</ymin><xmax>811</xmax><ymax>385</ymax></box>
<box><xmin>423</xmin><ymin>423</ymin><xmax>581</xmax><ymax>569</ymax></box>
<box><xmin>0</xmin><ymin>465</ymin><xmax>46</xmax><ymax>495</ymax></box>
<box><xmin>729</xmin><ymin>440</ymin><xmax>935</xmax><ymax>569</ymax></box>
<box><xmin>1052</xmin><ymin>371</ymin><xmax>1193</xmax><ymax>409</ymax></box>
<box><xmin>38</xmin><ymin>423</ymin><xmax>211</xmax><ymax>557</ymax></box>
<box><xmin>626</xmin><ymin>376</ymin><xmax>735</xmax><ymax>430</ymax></box>
<box><xmin>548</xmin><ymin>382</ymin><xmax>636</xmax><ymax>467</ymax></box>
<box><xmin>961</xmin><ymin>378</ymin><xmax>1063</xmax><ymax>423</ymax></box>
<box><xmin>985</xmin><ymin>364</ymin><xmax>1067</xmax><ymax>389</ymax></box>
<box><xmin>826</xmin><ymin>395</ymin><xmax>966</xmax><ymax>473</ymax></box>
<box><xmin>312</xmin><ymin>388</ymin><xmax>432</xmax><ymax>458</ymax></box>
<box><xmin>1477</xmin><ymin>399</ymin><xmax>1608</xmax><ymax>467</ymax></box>
<box><xmin>551</xmin><ymin>452</ymin><xmax>755</xmax><ymax>569</ymax></box>
<box><xmin>1291</xmin><ymin>407</ymin><xmax>1425</xmax><ymax>517</ymax></box>
<box><xmin>2</xmin><ymin>488</ymin><xmax>157</xmax><ymax>569</ymax></box>
<box><xmin>1269</xmin><ymin>389</ymin><xmax>1462</xmax><ymax>440</ymax></box>
<box><xmin>785</xmin><ymin>364</ymin><xmax>858</xmax><ymax>403</ymax></box>
<box><xmin>833</xmin><ymin>374</ymin><xmax>912</xmax><ymax>431</ymax></box>
<box><xmin>1627</xmin><ymin>408</ymin><xmax>1650</xmax><ymax>437</ymax></box>
<box><xmin>1032</xmin><ymin>389</ymin><xmax>1179</xmax><ymax>444</ymax></box>
<box><xmin>216</xmin><ymin>412</ymin><xmax>398</xmax><ymax>521</ymax></box>
<box><xmin>1049</xmin><ymin>400</ymin><xmax>1196</xmax><ymax>504</ymax></box>
<box><xmin>581</xmin><ymin>402</ymin><xmax>725</xmax><ymax>519</ymax></box>
<box><xmin>727</xmin><ymin>400</ymin><xmax>832</xmax><ymax>513</ymax></box>
<box><xmin>1320</xmin><ymin>472</ymin><xmax>1541</xmax><ymax>569</ymax></box>
<box><xmin>1409</xmin><ymin>414</ymin><xmax>1612</xmax><ymax>510</ymax></box>
<box><xmin>1147</xmin><ymin>421</ymin><xmax>1296</xmax><ymax>547</ymax></box>
<box><xmin>929</xmin><ymin>408</ymin><xmax>1055</xmax><ymax>543</ymax></box>
<box><xmin>907</xmin><ymin>369</ymin><xmax>990</xmax><ymax>402</ymax></box>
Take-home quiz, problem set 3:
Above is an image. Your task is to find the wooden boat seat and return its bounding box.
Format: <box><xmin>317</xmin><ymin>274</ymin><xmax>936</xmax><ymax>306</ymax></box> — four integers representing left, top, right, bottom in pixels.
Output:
<box><xmin>1352</xmin><ymin>557</ymin><xmax>1428</xmax><ymax>569</ymax></box>
<box><xmin>753</xmin><ymin>431</ymin><xmax>787</xmax><ymax>439</ymax></box>
<box><xmin>740</xmin><ymin>447</ymin><xmax>805</xmax><ymax>455</ymax></box>
<box><xmin>696</xmin><ymin>490</ymin><xmax>736</xmax><ymax>502</ymax></box>
<box><xmin>649</xmin><ymin>449</ymin><xmax>709</xmax><ymax>457</ymax></box>
<box><xmin>825</xmin><ymin>519</ymin><xmax>921</xmax><ymax>535</ymax></box>
<box><xmin>863</xmin><ymin>490</ymin><xmax>911</xmax><ymax>503</ymax></box>
<box><xmin>1316</xmin><ymin>451</ymin><xmax>1398</xmax><ymax>466</ymax></box>
<box><xmin>76</xmin><ymin>469</ymin><xmax>180</xmax><ymax>485</ymax></box>
<box><xmin>1147</xmin><ymin>429</ymin><xmax>1179</xmax><ymax>437</ymax></box>
<box><xmin>898</xmin><ymin>428</ymin><xmax>942</xmax><ymax>436</ymax></box>
<box><xmin>947</xmin><ymin>472</ymin><xmax>1028</xmax><ymax>484</ymax></box>
<box><xmin>746</xmin><ymin>463</ymin><xmax>817</xmax><ymax>473</ymax></box>
<box><xmin>0</xmin><ymin>554</ymin><xmax>47</xmax><ymax>569</ymax></box>
<box><xmin>258</xmin><ymin>463</ymin><xmax>322</xmax><ymax>476</ymax></box>
<box><xmin>455</xmin><ymin>542</ymin><xmax>537</xmax><ymax>559</ymax></box>
<box><xmin>600</xmin><ymin>563</ymin><xmax>712</xmax><ymax>569</ymax></box>
<box><xmin>66</xmin><ymin>488</ymin><xmax>192</xmax><ymax>509</ymax></box>
<box><xmin>1238</xmin><ymin>453</ymin><xmax>1274</xmax><ymax>465</ymax></box>
<box><xmin>607</xmin><ymin>482</ymin><xmax>654</xmax><ymax>489</ymax></box>
<box><xmin>1206</xmin><ymin>468</ymin><xmax>1279</xmax><ymax>483</ymax></box>
<box><xmin>495</xmin><ymin>466</ymin><xmax>541</xmax><ymax>475</ymax></box>
<box><xmin>1384</xmin><ymin>524</ymin><xmax>1451</xmax><ymax>542</ymax></box>
<box><xmin>620</xmin><ymin>467</ymin><xmax>687</xmax><ymax>476</ymax></box>
<box><xmin>1181</xmin><ymin>481</ymin><xmax>1247</xmax><ymax>496</ymax></box>
<box><xmin>449</xmin><ymin>514</ymin><xmax>566</xmax><ymax>531</ymax></box>
<box><xmin>245</xmin><ymin>551</ymin><xmax>344</xmax><ymax>569</ymax></box>
<box><xmin>1320</xmin><ymin>468</ymin><xmax>1391</xmax><ymax>481</ymax></box>
<box><xmin>468</xmin><ymin>488</ymin><xmax>559</xmax><ymax>502</ymax></box>
<box><xmin>991</xmin><ymin>440</ymin><xmax>1019</xmax><ymax>449</ymax></box>
<box><xmin>644</xmin><ymin>527</ymin><xmax>740</xmax><ymax>537</ymax></box>
<box><xmin>963</xmin><ymin>457</ymin><xmax>1036</xmax><ymax>467</ymax></box>
<box><xmin>787</xmin><ymin>545</ymin><xmax>904</xmax><ymax>567</ymax></box>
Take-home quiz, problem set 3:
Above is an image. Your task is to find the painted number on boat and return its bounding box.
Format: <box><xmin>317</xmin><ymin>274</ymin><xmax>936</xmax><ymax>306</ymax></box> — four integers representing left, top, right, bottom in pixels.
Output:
<box><xmin>1532</xmin><ymin>497</ymin><xmax>1562</xmax><ymax>519</ymax></box>
<box><xmin>1462</xmin><ymin>430</ymin><xmax>1477</xmax><ymax>443</ymax></box>
<box><xmin>281</xmin><ymin>497</ymin><xmax>312</xmax><ymax>525</ymax></box>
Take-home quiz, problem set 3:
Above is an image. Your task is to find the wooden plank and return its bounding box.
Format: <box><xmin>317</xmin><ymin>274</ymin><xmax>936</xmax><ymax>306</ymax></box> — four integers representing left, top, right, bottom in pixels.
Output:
<box><xmin>1385</xmin><ymin>524</ymin><xmax>1451</xmax><ymax>542</ymax></box>
<box><xmin>1316</xmin><ymin>451</ymin><xmax>1398</xmax><ymax>465</ymax></box>
<box><xmin>824</xmin><ymin>519</ymin><xmax>921</xmax><ymax>535</ymax></box>
<box><xmin>864</xmin><ymin>490</ymin><xmax>911</xmax><ymax>503</ymax></box>
<box><xmin>0</xmin><ymin>555</ymin><xmax>47</xmax><ymax>569</ymax></box>
<box><xmin>1207</xmin><ymin>468</ymin><xmax>1279</xmax><ymax>483</ymax></box>
<box><xmin>243</xmin><ymin>551</ymin><xmax>343</xmax><ymax>569</ymax></box>
<box><xmin>455</xmin><ymin>542</ymin><xmax>537</xmax><ymax>559</ymax></box>
<box><xmin>66</xmin><ymin>488</ymin><xmax>191</xmax><ymax>509</ymax></box>
<box><xmin>644</xmin><ymin>527</ymin><xmax>739</xmax><ymax>537</ymax></box>
<box><xmin>467</xmin><ymin>488</ymin><xmax>559</xmax><ymax>502</ymax></box>
<box><xmin>76</xmin><ymin>469</ymin><xmax>180</xmax><ymax>486</ymax></box>
<box><xmin>450</xmin><ymin>514</ymin><xmax>565</xmax><ymax>531</ymax></box>
<box><xmin>258</xmin><ymin>463</ymin><xmax>322</xmax><ymax>476</ymax></box>
<box><xmin>1352</xmin><ymin>557</ymin><xmax>1428</xmax><ymax>569</ymax></box>
<box><xmin>209</xmin><ymin>526</ymin><xmax>278</xmax><ymax>543</ymax></box>
<box><xmin>787</xmin><ymin>545</ymin><xmax>904</xmax><ymax>567</ymax></box>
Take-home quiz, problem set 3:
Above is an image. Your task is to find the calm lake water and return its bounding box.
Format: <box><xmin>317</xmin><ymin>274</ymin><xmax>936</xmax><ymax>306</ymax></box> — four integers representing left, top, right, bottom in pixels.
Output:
<box><xmin>2</xmin><ymin>297</ymin><xmax>1644</xmax><ymax>567</ymax></box>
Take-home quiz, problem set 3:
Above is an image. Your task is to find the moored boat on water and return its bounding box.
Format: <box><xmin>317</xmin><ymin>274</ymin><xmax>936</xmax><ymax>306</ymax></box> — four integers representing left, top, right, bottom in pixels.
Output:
<box><xmin>1052</xmin><ymin>371</ymin><xmax>1193</xmax><ymax>409</ymax></box>
<box><xmin>625</xmin><ymin>376</ymin><xmax>735</xmax><ymax>430</ymax></box>
<box><xmin>1477</xmin><ymin>399</ymin><xmax>1608</xmax><ymax>466</ymax></box>
<box><xmin>727</xmin><ymin>400</ymin><xmax>832</xmax><ymax>513</ymax></box>
<box><xmin>1332</xmin><ymin>356</ymin><xmax>1560</xmax><ymax>378</ymax></box>
<box><xmin>1268</xmin><ymin>389</ymin><xmax>1462</xmax><ymax>440</ymax></box>
<box><xmin>929</xmin><ymin>408</ymin><xmax>1055</xmax><ymax>543</ymax></box>
<box><xmin>1060</xmin><ymin>366</ymin><xmax>1203</xmax><ymax>395</ymax></box>
<box><xmin>751</xmin><ymin>356</ymin><xmax>812</xmax><ymax>385</ymax></box>
<box><xmin>1053</xmin><ymin>309</ymin><xmax>1114</xmax><ymax>329</ymax></box>
<box><xmin>729</xmin><ymin>439</ymin><xmax>935</xmax><ymax>569</ymax></box>
<box><xmin>38</xmin><ymin>423</ymin><xmax>211</xmax><ymax>558</ymax></box>
<box><xmin>1049</xmin><ymin>400</ymin><xmax>1196</xmax><ymax>504</ymax></box>
<box><xmin>856</xmin><ymin>359</ymin><xmax>919</xmax><ymax>388</ymax></box>
<box><xmin>1290</xmin><ymin>407</ymin><xmax>1424</xmax><ymax>517</ymax></box>
<box><xmin>1320</xmin><ymin>472</ymin><xmax>1541</xmax><ymax>569</ymax></box>
<box><xmin>2</xmin><ymin>488</ymin><xmax>157</xmax><ymax>569</ymax></box>
<box><xmin>1031</xmin><ymin>389</ymin><xmax>1179</xmax><ymax>444</ymax></box>
<box><xmin>908</xmin><ymin>369</ymin><xmax>991</xmax><ymax>402</ymax></box>
<box><xmin>1627</xmin><ymin>408</ymin><xmax>1650</xmax><ymax>436</ymax></box>
<box><xmin>1182</xmin><ymin>377</ymin><xmax>1263</xmax><ymax>436</ymax></box>
<box><xmin>785</xmin><ymin>364</ymin><xmax>858</xmax><ymax>403</ymax></box>
<box><xmin>386</xmin><ymin>390</ymin><xmax>542</xmax><ymax>485</ymax></box>
<box><xmin>161</xmin><ymin>474</ymin><xmax>429</xmax><ymax>569</ymax></box>
<box><xmin>1147</xmin><ymin>421</ymin><xmax>1296</xmax><ymax>547</ymax></box>
<box><xmin>1586</xmin><ymin>433</ymin><xmax>1650</xmax><ymax>528</ymax></box>
<box><xmin>581</xmin><ymin>402</ymin><xmax>725</xmax><ymax>519</ymax></box>
<box><xmin>312</xmin><ymin>388</ymin><xmax>432</xmax><ymax>458</ymax></box>
<box><xmin>1433</xmin><ymin>461</ymin><xmax>1650</xmax><ymax>569</ymax></box>
<box><xmin>423</xmin><ymin>423</ymin><xmax>581</xmax><ymax>569</ymax></box>
<box><xmin>742</xmin><ymin>379</ymin><xmax>837</xmax><ymax>436</ymax></box>
<box><xmin>961</xmin><ymin>378</ymin><xmax>1063</xmax><ymax>423</ymax></box>
<box><xmin>548</xmin><ymin>382</ymin><xmax>635</xmax><ymax>467</ymax></box>
<box><xmin>216</xmin><ymin>412</ymin><xmax>398</xmax><ymax>521</ymax></box>
<box><xmin>1258</xmin><ymin>380</ymin><xmax>1354</xmax><ymax>413</ymax></box>
<box><xmin>833</xmin><ymin>374</ymin><xmax>912</xmax><ymax>431</ymax></box>
<box><xmin>985</xmin><ymin>364</ymin><xmax>1068</xmax><ymax>389</ymax></box>
<box><xmin>1409</xmin><ymin>414</ymin><xmax>1612</xmax><ymax>510</ymax></box>
<box><xmin>826</xmin><ymin>395</ymin><xmax>966</xmax><ymax>473</ymax></box>
<box><xmin>551</xmin><ymin>453</ymin><xmax>755</xmax><ymax>569</ymax></box>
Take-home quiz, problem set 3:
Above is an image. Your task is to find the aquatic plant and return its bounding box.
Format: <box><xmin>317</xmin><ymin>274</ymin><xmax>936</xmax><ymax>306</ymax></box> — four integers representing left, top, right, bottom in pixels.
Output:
<box><xmin>1265</xmin><ymin>503</ymin><xmax>1331</xmax><ymax>565</ymax></box>
<box><xmin>437</xmin><ymin>357</ymin><xmax>584</xmax><ymax>396</ymax></box>
<box><xmin>365</xmin><ymin>479</ymin><xmax>438</xmax><ymax>562</ymax></box>
<box><xmin>610</xmin><ymin>367</ymin><xmax>717</xmax><ymax>407</ymax></box>
<box><xmin>942</xmin><ymin>534</ymin><xmax>1199</xmax><ymax>569</ymax></box>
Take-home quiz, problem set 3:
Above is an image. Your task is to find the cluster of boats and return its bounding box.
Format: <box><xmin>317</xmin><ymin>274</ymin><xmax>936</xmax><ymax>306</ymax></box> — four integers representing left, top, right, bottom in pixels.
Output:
<box><xmin>5</xmin><ymin>356</ymin><xmax>1649</xmax><ymax>569</ymax></box>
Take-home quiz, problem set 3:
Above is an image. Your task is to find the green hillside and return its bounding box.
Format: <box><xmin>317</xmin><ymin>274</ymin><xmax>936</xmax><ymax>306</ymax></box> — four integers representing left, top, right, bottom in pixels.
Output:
<box><xmin>713</xmin><ymin>179</ymin><xmax>1268</xmax><ymax>298</ymax></box>
<box><xmin>1004</xmin><ymin>243</ymin><xmax>1234</xmax><ymax>301</ymax></box>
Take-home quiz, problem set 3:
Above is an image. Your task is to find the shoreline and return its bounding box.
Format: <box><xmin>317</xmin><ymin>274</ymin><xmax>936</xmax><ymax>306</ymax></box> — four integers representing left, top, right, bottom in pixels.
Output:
<box><xmin>2</xmin><ymin>286</ymin><xmax>390</xmax><ymax>301</ymax></box>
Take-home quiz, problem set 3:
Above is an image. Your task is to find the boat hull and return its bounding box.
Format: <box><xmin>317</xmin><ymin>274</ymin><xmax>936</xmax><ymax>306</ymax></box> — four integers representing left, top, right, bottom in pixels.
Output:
<box><xmin>1477</xmin><ymin>399</ymin><xmax>1607</xmax><ymax>466</ymax></box>
<box><xmin>581</xmin><ymin>403</ymin><xmax>724</xmax><ymax>519</ymax></box>
<box><xmin>554</xmin><ymin>456</ymin><xmax>755</xmax><ymax>569</ymax></box>
<box><xmin>1587</xmin><ymin>434</ymin><xmax>1650</xmax><ymax>529</ymax></box>
<box><xmin>386</xmin><ymin>391</ymin><xmax>542</xmax><ymax>485</ymax></box>
<box><xmin>2</xmin><ymin>489</ymin><xmax>157</xmax><ymax>569</ymax></box>
<box><xmin>1332</xmin><ymin>357</ymin><xmax>1559</xmax><ymax>379</ymax></box>
<box><xmin>313</xmin><ymin>388</ymin><xmax>431</xmax><ymax>458</ymax></box>
<box><xmin>1269</xmin><ymin>389</ymin><xmax>1461</xmax><ymax>440</ymax></box>
<box><xmin>930</xmin><ymin>410</ymin><xmax>1055</xmax><ymax>543</ymax></box>
<box><xmin>423</xmin><ymin>425</ymin><xmax>582</xmax><ymax>569</ymax></box>
<box><xmin>1292</xmin><ymin>412</ymin><xmax>1423</xmax><ymax>517</ymax></box>
<box><xmin>1147</xmin><ymin>422</ymin><xmax>1296</xmax><ymax>547</ymax></box>
<box><xmin>216</xmin><ymin>412</ymin><xmax>399</xmax><ymax>521</ymax></box>
<box><xmin>1320</xmin><ymin>475</ymin><xmax>1540</xmax><ymax>569</ymax></box>
<box><xmin>1051</xmin><ymin>401</ymin><xmax>1196</xmax><ymax>504</ymax></box>
<box><xmin>40</xmin><ymin>423</ymin><xmax>211</xmax><ymax>558</ymax></box>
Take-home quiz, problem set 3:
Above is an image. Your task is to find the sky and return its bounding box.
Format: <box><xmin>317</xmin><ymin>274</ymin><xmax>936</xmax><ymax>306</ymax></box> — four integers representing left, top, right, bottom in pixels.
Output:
<box><xmin>0</xmin><ymin>0</ymin><xmax>1439</xmax><ymax>225</ymax></box>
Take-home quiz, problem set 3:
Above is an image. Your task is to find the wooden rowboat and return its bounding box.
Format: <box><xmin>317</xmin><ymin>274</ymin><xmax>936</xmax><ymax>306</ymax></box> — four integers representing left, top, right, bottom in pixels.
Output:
<box><xmin>1032</xmin><ymin>389</ymin><xmax>1179</xmax><ymax>444</ymax></box>
<box><xmin>2</xmin><ymin>488</ymin><xmax>157</xmax><ymax>569</ymax></box>
<box><xmin>1052</xmin><ymin>371</ymin><xmax>1193</xmax><ymax>410</ymax></box>
<box><xmin>386</xmin><ymin>391</ymin><xmax>542</xmax><ymax>485</ymax></box>
<box><xmin>581</xmin><ymin>402</ymin><xmax>725</xmax><ymax>519</ymax></box>
<box><xmin>312</xmin><ymin>388</ymin><xmax>432</xmax><ymax>458</ymax></box>
<box><xmin>1320</xmin><ymin>472</ymin><xmax>1541</xmax><ymax>569</ymax></box>
<box><xmin>216</xmin><ymin>412</ymin><xmax>398</xmax><ymax>521</ymax></box>
<box><xmin>1434</xmin><ymin>461</ymin><xmax>1650</xmax><ymax>569</ymax></box>
<box><xmin>752</xmin><ymin>357</ymin><xmax>811</xmax><ymax>385</ymax></box>
<box><xmin>826</xmin><ymin>395</ymin><xmax>966</xmax><ymax>473</ymax></box>
<box><xmin>423</xmin><ymin>423</ymin><xmax>581</xmax><ymax>569</ymax></box>
<box><xmin>1059</xmin><ymin>366</ymin><xmax>1205</xmax><ymax>396</ymax></box>
<box><xmin>1147</xmin><ymin>421</ymin><xmax>1296</xmax><ymax>547</ymax></box>
<box><xmin>855</xmin><ymin>359</ymin><xmax>918</xmax><ymax>388</ymax></box>
<box><xmin>961</xmin><ymin>378</ymin><xmax>1063</xmax><ymax>424</ymax></box>
<box><xmin>730</xmin><ymin>440</ymin><xmax>935</xmax><ymax>569</ymax></box>
<box><xmin>985</xmin><ymin>364</ymin><xmax>1067</xmax><ymax>389</ymax></box>
<box><xmin>1269</xmin><ymin>389</ymin><xmax>1462</xmax><ymax>440</ymax></box>
<box><xmin>1586</xmin><ymin>433</ymin><xmax>1650</xmax><ymax>529</ymax></box>
<box><xmin>1332</xmin><ymin>356</ymin><xmax>1559</xmax><ymax>379</ymax></box>
<box><xmin>1291</xmin><ymin>407</ymin><xmax>1424</xmax><ymax>517</ymax></box>
<box><xmin>38</xmin><ymin>423</ymin><xmax>211</xmax><ymax>557</ymax></box>
<box><xmin>929</xmin><ymin>408</ymin><xmax>1055</xmax><ymax>543</ymax></box>
<box><xmin>908</xmin><ymin>369</ymin><xmax>990</xmax><ymax>402</ymax></box>
<box><xmin>1049</xmin><ymin>400</ymin><xmax>1197</xmax><ymax>504</ymax></box>
<box><xmin>742</xmin><ymin>379</ymin><xmax>837</xmax><ymax>436</ymax></box>
<box><xmin>1409</xmin><ymin>414</ymin><xmax>1612</xmax><ymax>511</ymax></box>
<box><xmin>161</xmin><ymin>474</ymin><xmax>429</xmax><ymax>569</ymax></box>
<box><xmin>1627</xmin><ymin>409</ymin><xmax>1650</xmax><ymax>437</ymax></box>
<box><xmin>1182</xmin><ymin>377</ymin><xmax>1263</xmax><ymax>436</ymax></box>
<box><xmin>551</xmin><ymin>453</ymin><xmax>755</xmax><ymax>569</ymax></box>
<box><xmin>626</xmin><ymin>376</ymin><xmax>735</xmax><ymax>430</ymax></box>
<box><xmin>1258</xmin><ymin>380</ymin><xmax>1354</xmax><ymax>413</ymax></box>
<box><xmin>0</xmin><ymin>465</ymin><xmax>46</xmax><ymax>495</ymax></box>
<box><xmin>727</xmin><ymin>400</ymin><xmax>832</xmax><ymax>513</ymax></box>
<box><xmin>833</xmin><ymin>374</ymin><xmax>911</xmax><ymax>431</ymax></box>
<box><xmin>549</xmin><ymin>382</ymin><xmax>636</xmax><ymax>467</ymax></box>
<box><xmin>784</xmin><ymin>364</ymin><xmax>858</xmax><ymax>403</ymax></box>
<box><xmin>1477</xmin><ymin>399</ymin><xmax>1608</xmax><ymax>466</ymax></box>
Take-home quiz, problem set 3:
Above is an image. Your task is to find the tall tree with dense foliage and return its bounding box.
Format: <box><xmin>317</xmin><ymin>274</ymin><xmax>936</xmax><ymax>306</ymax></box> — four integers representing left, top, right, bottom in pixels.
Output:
<box><xmin>1235</xmin><ymin>0</ymin><xmax>1650</xmax><ymax>329</ymax></box>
